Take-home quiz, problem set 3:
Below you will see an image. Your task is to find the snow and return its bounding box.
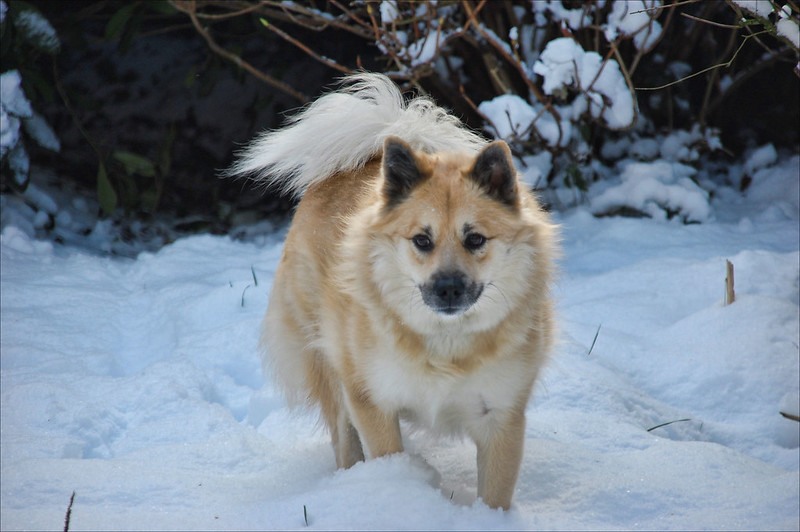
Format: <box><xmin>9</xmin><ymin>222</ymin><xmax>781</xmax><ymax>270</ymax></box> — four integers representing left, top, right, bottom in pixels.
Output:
<box><xmin>732</xmin><ymin>0</ymin><xmax>800</xmax><ymax>48</ymax></box>
<box><xmin>509</xmin><ymin>26</ymin><xmax>519</xmax><ymax>42</ymax></box>
<box><xmin>742</xmin><ymin>155</ymin><xmax>800</xmax><ymax>217</ymax></box>
<box><xmin>478</xmin><ymin>94</ymin><xmax>538</xmax><ymax>140</ymax></box>
<box><xmin>533</xmin><ymin>37</ymin><xmax>635</xmax><ymax>129</ymax></box>
<box><xmin>1</xmin><ymin>71</ymin><xmax>28</xmax><ymax>162</ymax></box>
<box><xmin>408</xmin><ymin>32</ymin><xmax>446</xmax><ymax>67</ymax></box>
<box><xmin>2</xmin><ymin>152</ymin><xmax>799</xmax><ymax>530</ymax></box>
<box><xmin>0</xmin><ymin>70</ymin><xmax>32</xmax><ymax>119</ymax></box>
<box><xmin>532</xmin><ymin>0</ymin><xmax>593</xmax><ymax>30</ymax></box>
<box><xmin>604</xmin><ymin>0</ymin><xmax>662</xmax><ymax>51</ymax></box>
<box><xmin>13</xmin><ymin>7</ymin><xmax>60</xmax><ymax>53</ymax></box>
<box><xmin>745</xmin><ymin>143</ymin><xmax>778</xmax><ymax>175</ymax></box>
<box><xmin>478</xmin><ymin>94</ymin><xmax>571</xmax><ymax>148</ymax></box>
<box><xmin>733</xmin><ymin>0</ymin><xmax>776</xmax><ymax>19</ymax></box>
<box><xmin>380</xmin><ymin>1</ymin><xmax>399</xmax><ymax>24</ymax></box>
<box><xmin>1</xmin><ymin>69</ymin><xmax>60</xmax><ymax>186</ymax></box>
<box><xmin>519</xmin><ymin>151</ymin><xmax>553</xmax><ymax>189</ymax></box>
<box><xmin>590</xmin><ymin>159</ymin><xmax>711</xmax><ymax>222</ymax></box>
<box><xmin>22</xmin><ymin>110</ymin><xmax>61</xmax><ymax>152</ymax></box>
<box><xmin>776</xmin><ymin>4</ymin><xmax>800</xmax><ymax>48</ymax></box>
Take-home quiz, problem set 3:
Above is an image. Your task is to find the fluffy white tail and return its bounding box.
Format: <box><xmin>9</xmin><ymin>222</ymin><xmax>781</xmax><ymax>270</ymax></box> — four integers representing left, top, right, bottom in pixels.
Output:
<box><xmin>227</xmin><ymin>73</ymin><xmax>488</xmax><ymax>197</ymax></box>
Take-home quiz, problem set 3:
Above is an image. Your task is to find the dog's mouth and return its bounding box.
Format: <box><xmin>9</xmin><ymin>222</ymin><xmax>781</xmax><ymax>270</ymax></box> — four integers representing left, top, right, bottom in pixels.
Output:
<box><xmin>419</xmin><ymin>271</ymin><xmax>483</xmax><ymax>316</ymax></box>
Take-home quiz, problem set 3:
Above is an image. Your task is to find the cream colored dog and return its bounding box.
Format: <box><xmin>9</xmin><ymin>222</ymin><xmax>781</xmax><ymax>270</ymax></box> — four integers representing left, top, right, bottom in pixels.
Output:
<box><xmin>232</xmin><ymin>74</ymin><xmax>557</xmax><ymax>510</ymax></box>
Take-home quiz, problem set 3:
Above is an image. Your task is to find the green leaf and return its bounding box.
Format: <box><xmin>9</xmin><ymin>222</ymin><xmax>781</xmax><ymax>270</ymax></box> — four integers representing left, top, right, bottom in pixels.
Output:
<box><xmin>97</xmin><ymin>163</ymin><xmax>118</xmax><ymax>215</ymax></box>
<box><xmin>147</xmin><ymin>1</ymin><xmax>179</xmax><ymax>16</ymax></box>
<box><xmin>105</xmin><ymin>3</ymin><xmax>137</xmax><ymax>42</ymax></box>
<box><xmin>184</xmin><ymin>65</ymin><xmax>197</xmax><ymax>89</ymax></box>
<box><xmin>118</xmin><ymin>9</ymin><xmax>143</xmax><ymax>55</ymax></box>
<box><xmin>113</xmin><ymin>150</ymin><xmax>156</xmax><ymax>178</ymax></box>
<box><xmin>158</xmin><ymin>125</ymin><xmax>176</xmax><ymax>178</ymax></box>
<box><xmin>139</xmin><ymin>187</ymin><xmax>159</xmax><ymax>212</ymax></box>
<box><xmin>565</xmin><ymin>164</ymin><xmax>588</xmax><ymax>192</ymax></box>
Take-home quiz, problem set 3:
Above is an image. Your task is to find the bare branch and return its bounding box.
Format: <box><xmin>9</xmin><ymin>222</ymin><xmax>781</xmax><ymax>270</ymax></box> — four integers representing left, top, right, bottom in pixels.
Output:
<box><xmin>260</xmin><ymin>18</ymin><xmax>354</xmax><ymax>75</ymax></box>
<box><xmin>170</xmin><ymin>1</ymin><xmax>309</xmax><ymax>103</ymax></box>
<box><xmin>680</xmin><ymin>11</ymin><xmax>740</xmax><ymax>29</ymax></box>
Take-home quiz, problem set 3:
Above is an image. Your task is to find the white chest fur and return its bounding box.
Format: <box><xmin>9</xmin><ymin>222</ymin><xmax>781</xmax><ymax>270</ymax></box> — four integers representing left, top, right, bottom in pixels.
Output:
<box><xmin>361</xmin><ymin>345</ymin><xmax>532</xmax><ymax>436</ymax></box>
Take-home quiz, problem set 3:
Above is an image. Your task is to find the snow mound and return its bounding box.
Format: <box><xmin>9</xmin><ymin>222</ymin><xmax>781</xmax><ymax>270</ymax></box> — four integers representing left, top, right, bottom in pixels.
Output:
<box><xmin>591</xmin><ymin>160</ymin><xmax>711</xmax><ymax>222</ymax></box>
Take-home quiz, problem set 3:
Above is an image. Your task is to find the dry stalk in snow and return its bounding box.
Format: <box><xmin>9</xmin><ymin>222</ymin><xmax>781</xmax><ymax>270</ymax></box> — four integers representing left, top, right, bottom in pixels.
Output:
<box><xmin>725</xmin><ymin>259</ymin><xmax>735</xmax><ymax>305</ymax></box>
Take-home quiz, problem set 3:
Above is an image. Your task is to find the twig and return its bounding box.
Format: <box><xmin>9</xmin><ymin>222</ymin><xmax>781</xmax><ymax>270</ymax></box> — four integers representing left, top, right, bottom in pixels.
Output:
<box><xmin>647</xmin><ymin>418</ymin><xmax>691</xmax><ymax>432</ymax></box>
<box><xmin>462</xmin><ymin>0</ymin><xmax>563</xmax><ymax>145</ymax></box>
<box><xmin>259</xmin><ymin>18</ymin><xmax>354</xmax><ymax>75</ymax></box>
<box><xmin>706</xmin><ymin>50</ymin><xmax>793</xmax><ymax>116</ymax></box>
<box><xmin>63</xmin><ymin>491</ymin><xmax>75</xmax><ymax>532</ymax></box>
<box><xmin>459</xmin><ymin>84</ymin><xmax>500</xmax><ymax>135</ymax></box>
<box><xmin>193</xmin><ymin>2</ymin><xmax>262</xmax><ymax>21</ymax></box>
<box><xmin>331</xmin><ymin>0</ymin><xmax>374</xmax><ymax>32</ymax></box>
<box><xmin>680</xmin><ymin>11</ymin><xmax>740</xmax><ymax>29</ymax></box>
<box><xmin>699</xmin><ymin>24</ymin><xmax>739</xmax><ymax>126</ymax></box>
<box><xmin>636</xmin><ymin>30</ymin><xmax>767</xmax><ymax>91</ymax></box>
<box><xmin>263</xmin><ymin>0</ymin><xmax>373</xmax><ymax>38</ymax></box>
<box><xmin>630</xmin><ymin>0</ymin><xmax>678</xmax><ymax>75</ymax></box>
<box><xmin>171</xmin><ymin>0</ymin><xmax>308</xmax><ymax>103</ymax></box>
<box><xmin>587</xmin><ymin>324</ymin><xmax>601</xmax><ymax>356</ymax></box>
<box><xmin>631</xmin><ymin>0</ymin><xmax>700</xmax><ymax>15</ymax></box>
<box><xmin>53</xmin><ymin>60</ymin><xmax>103</xmax><ymax>161</ymax></box>
<box><xmin>780</xmin><ymin>411</ymin><xmax>800</xmax><ymax>422</ymax></box>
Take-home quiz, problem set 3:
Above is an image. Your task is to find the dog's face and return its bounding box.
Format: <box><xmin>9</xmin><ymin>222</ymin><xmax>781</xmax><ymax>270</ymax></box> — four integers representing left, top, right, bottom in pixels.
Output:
<box><xmin>364</xmin><ymin>138</ymin><xmax>546</xmax><ymax>337</ymax></box>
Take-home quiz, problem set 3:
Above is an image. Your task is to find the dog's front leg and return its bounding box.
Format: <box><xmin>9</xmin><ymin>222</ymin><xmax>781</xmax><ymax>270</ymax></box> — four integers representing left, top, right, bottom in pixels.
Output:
<box><xmin>474</xmin><ymin>406</ymin><xmax>526</xmax><ymax>510</ymax></box>
<box><xmin>344</xmin><ymin>382</ymin><xmax>403</xmax><ymax>459</ymax></box>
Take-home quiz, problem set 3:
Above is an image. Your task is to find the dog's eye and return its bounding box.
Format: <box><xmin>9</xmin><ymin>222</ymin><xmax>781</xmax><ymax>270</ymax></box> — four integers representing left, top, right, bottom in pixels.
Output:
<box><xmin>464</xmin><ymin>232</ymin><xmax>487</xmax><ymax>251</ymax></box>
<box><xmin>412</xmin><ymin>234</ymin><xmax>433</xmax><ymax>252</ymax></box>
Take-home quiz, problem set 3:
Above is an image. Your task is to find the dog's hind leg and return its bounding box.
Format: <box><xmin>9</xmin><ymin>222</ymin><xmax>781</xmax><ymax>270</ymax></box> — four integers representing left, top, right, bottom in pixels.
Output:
<box><xmin>305</xmin><ymin>352</ymin><xmax>365</xmax><ymax>468</ymax></box>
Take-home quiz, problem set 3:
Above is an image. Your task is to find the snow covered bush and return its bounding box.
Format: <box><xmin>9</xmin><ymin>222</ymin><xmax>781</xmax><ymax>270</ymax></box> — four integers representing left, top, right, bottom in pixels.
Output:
<box><xmin>0</xmin><ymin>0</ymin><xmax>61</xmax><ymax>190</ymax></box>
<box><xmin>173</xmin><ymin>0</ymin><xmax>798</xmax><ymax>172</ymax></box>
<box><xmin>173</xmin><ymin>1</ymin><xmax>796</xmax><ymax>220</ymax></box>
<box><xmin>591</xmin><ymin>159</ymin><xmax>711</xmax><ymax>223</ymax></box>
<box><xmin>733</xmin><ymin>0</ymin><xmax>800</xmax><ymax>61</ymax></box>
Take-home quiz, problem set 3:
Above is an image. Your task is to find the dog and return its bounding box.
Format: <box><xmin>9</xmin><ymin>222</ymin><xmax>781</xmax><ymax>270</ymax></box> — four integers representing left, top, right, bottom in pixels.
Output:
<box><xmin>231</xmin><ymin>73</ymin><xmax>557</xmax><ymax>510</ymax></box>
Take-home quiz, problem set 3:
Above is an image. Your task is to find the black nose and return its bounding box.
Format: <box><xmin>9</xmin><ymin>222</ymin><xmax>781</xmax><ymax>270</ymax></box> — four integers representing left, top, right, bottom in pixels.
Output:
<box><xmin>421</xmin><ymin>271</ymin><xmax>482</xmax><ymax>315</ymax></box>
<box><xmin>433</xmin><ymin>276</ymin><xmax>466</xmax><ymax>302</ymax></box>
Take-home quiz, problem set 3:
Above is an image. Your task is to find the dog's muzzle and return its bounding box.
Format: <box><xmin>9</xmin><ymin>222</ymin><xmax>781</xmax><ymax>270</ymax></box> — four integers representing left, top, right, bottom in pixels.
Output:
<box><xmin>420</xmin><ymin>271</ymin><xmax>483</xmax><ymax>315</ymax></box>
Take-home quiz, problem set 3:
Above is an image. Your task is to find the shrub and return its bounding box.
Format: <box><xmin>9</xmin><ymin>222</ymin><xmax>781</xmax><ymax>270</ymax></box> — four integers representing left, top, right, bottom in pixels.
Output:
<box><xmin>1</xmin><ymin>0</ymin><xmax>61</xmax><ymax>190</ymax></box>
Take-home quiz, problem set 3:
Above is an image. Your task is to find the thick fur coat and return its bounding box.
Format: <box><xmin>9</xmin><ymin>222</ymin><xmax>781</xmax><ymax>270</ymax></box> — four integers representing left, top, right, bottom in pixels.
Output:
<box><xmin>234</xmin><ymin>74</ymin><xmax>557</xmax><ymax>510</ymax></box>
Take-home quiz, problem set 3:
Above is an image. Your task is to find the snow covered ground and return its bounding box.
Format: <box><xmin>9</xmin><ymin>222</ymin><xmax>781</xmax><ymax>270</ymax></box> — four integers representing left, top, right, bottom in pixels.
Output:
<box><xmin>2</xmin><ymin>154</ymin><xmax>799</xmax><ymax>530</ymax></box>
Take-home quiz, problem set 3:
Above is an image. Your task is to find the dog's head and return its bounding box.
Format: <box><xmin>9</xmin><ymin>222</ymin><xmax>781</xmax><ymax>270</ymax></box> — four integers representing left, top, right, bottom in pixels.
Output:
<box><xmin>359</xmin><ymin>137</ymin><xmax>553</xmax><ymax>337</ymax></box>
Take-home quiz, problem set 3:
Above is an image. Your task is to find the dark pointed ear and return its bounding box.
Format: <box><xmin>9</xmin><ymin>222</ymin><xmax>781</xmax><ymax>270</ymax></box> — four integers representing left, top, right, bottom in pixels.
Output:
<box><xmin>469</xmin><ymin>141</ymin><xmax>518</xmax><ymax>207</ymax></box>
<box><xmin>383</xmin><ymin>137</ymin><xmax>425</xmax><ymax>206</ymax></box>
